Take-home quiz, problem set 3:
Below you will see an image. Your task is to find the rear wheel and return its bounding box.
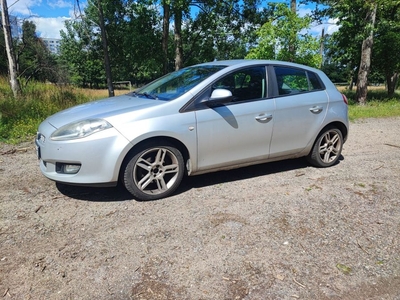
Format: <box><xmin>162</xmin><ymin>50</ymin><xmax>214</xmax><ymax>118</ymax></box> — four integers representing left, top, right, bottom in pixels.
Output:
<box><xmin>123</xmin><ymin>142</ymin><xmax>185</xmax><ymax>201</ymax></box>
<box><xmin>307</xmin><ymin>127</ymin><xmax>343</xmax><ymax>167</ymax></box>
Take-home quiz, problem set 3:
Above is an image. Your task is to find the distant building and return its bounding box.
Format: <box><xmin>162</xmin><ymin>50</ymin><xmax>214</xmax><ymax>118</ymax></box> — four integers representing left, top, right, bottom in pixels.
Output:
<box><xmin>42</xmin><ymin>38</ymin><xmax>61</xmax><ymax>55</ymax></box>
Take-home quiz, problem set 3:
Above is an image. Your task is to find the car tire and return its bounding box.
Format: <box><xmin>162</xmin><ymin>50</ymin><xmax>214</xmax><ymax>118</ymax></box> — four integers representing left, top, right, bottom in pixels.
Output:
<box><xmin>307</xmin><ymin>126</ymin><xmax>343</xmax><ymax>168</ymax></box>
<box><xmin>123</xmin><ymin>142</ymin><xmax>185</xmax><ymax>201</ymax></box>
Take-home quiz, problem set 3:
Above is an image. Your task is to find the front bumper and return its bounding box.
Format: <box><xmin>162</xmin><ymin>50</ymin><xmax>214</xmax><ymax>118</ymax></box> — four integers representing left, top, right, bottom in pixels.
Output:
<box><xmin>36</xmin><ymin>121</ymin><xmax>132</xmax><ymax>185</ymax></box>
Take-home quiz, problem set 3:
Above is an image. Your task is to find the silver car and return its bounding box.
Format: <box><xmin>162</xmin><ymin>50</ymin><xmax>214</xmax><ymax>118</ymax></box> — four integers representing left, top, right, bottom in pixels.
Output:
<box><xmin>36</xmin><ymin>60</ymin><xmax>349</xmax><ymax>200</ymax></box>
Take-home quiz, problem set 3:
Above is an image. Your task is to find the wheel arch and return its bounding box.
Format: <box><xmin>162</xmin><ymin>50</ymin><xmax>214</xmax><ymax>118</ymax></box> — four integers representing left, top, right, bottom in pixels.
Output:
<box><xmin>306</xmin><ymin>121</ymin><xmax>347</xmax><ymax>167</ymax></box>
<box><xmin>322</xmin><ymin>121</ymin><xmax>348</xmax><ymax>142</ymax></box>
<box><xmin>118</xmin><ymin>136</ymin><xmax>191</xmax><ymax>182</ymax></box>
<box><xmin>307</xmin><ymin>121</ymin><xmax>348</xmax><ymax>158</ymax></box>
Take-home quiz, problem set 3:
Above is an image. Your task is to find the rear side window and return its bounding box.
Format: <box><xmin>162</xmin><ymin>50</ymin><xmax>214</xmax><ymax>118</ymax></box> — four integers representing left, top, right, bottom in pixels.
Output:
<box><xmin>307</xmin><ymin>72</ymin><xmax>323</xmax><ymax>90</ymax></box>
<box><xmin>274</xmin><ymin>67</ymin><xmax>323</xmax><ymax>96</ymax></box>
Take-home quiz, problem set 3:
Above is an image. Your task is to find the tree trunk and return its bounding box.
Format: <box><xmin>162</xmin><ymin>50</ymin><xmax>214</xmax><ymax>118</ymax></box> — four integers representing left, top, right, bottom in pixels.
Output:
<box><xmin>320</xmin><ymin>27</ymin><xmax>325</xmax><ymax>68</ymax></box>
<box><xmin>97</xmin><ymin>0</ymin><xmax>114</xmax><ymax>97</ymax></box>
<box><xmin>348</xmin><ymin>72</ymin><xmax>354</xmax><ymax>91</ymax></box>
<box><xmin>290</xmin><ymin>0</ymin><xmax>296</xmax><ymax>13</ymax></box>
<box><xmin>356</xmin><ymin>3</ymin><xmax>377</xmax><ymax>105</ymax></box>
<box><xmin>174</xmin><ymin>9</ymin><xmax>183</xmax><ymax>71</ymax></box>
<box><xmin>386</xmin><ymin>72</ymin><xmax>398</xmax><ymax>98</ymax></box>
<box><xmin>288</xmin><ymin>0</ymin><xmax>296</xmax><ymax>61</ymax></box>
<box><xmin>162</xmin><ymin>1</ymin><xmax>170</xmax><ymax>75</ymax></box>
<box><xmin>1</xmin><ymin>0</ymin><xmax>22</xmax><ymax>97</ymax></box>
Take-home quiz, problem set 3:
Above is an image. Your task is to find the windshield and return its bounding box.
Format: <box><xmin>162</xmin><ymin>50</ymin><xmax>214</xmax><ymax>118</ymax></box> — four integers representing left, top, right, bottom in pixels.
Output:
<box><xmin>136</xmin><ymin>65</ymin><xmax>226</xmax><ymax>101</ymax></box>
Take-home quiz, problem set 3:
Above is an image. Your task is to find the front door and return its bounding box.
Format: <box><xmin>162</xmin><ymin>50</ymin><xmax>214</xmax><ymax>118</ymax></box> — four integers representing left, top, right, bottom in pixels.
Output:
<box><xmin>194</xmin><ymin>66</ymin><xmax>276</xmax><ymax>171</ymax></box>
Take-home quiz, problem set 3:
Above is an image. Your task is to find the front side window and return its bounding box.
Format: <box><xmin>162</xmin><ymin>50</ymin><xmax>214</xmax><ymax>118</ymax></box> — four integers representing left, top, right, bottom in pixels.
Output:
<box><xmin>274</xmin><ymin>67</ymin><xmax>323</xmax><ymax>96</ymax></box>
<box><xmin>212</xmin><ymin>66</ymin><xmax>267</xmax><ymax>102</ymax></box>
<box><xmin>136</xmin><ymin>65</ymin><xmax>226</xmax><ymax>101</ymax></box>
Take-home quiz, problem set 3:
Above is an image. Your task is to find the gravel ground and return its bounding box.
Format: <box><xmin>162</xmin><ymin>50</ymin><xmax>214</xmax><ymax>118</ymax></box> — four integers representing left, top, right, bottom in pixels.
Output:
<box><xmin>1</xmin><ymin>117</ymin><xmax>400</xmax><ymax>300</ymax></box>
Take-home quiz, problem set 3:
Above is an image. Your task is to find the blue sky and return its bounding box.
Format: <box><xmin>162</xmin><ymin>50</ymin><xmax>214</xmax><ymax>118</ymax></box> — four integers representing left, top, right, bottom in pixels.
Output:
<box><xmin>6</xmin><ymin>0</ymin><xmax>337</xmax><ymax>39</ymax></box>
<box><xmin>6</xmin><ymin>0</ymin><xmax>78</xmax><ymax>39</ymax></box>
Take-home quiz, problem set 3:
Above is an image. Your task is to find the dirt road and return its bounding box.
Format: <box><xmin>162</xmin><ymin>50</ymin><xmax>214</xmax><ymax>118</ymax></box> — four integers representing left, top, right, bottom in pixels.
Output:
<box><xmin>1</xmin><ymin>117</ymin><xmax>400</xmax><ymax>299</ymax></box>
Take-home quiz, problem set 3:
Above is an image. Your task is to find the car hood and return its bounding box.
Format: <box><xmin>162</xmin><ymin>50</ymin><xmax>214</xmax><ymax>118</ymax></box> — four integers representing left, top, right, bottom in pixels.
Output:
<box><xmin>46</xmin><ymin>94</ymin><xmax>164</xmax><ymax>129</ymax></box>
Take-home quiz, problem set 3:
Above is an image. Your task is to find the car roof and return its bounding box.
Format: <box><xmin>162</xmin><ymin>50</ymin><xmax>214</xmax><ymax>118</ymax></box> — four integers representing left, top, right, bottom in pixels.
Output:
<box><xmin>197</xmin><ymin>59</ymin><xmax>321</xmax><ymax>73</ymax></box>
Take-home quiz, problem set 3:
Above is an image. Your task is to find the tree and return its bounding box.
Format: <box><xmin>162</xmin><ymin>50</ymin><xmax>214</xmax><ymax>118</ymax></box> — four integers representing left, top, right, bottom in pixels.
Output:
<box><xmin>288</xmin><ymin>0</ymin><xmax>297</xmax><ymax>60</ymax></box>
<box><xmin>162</xmin><ymin>0</ymin><xmax>170</xmax><ymax>74</ymax></box>
<box><xmin>356</xmin><ymin>2</ymin><xmax>377</xmax><ymax>105</ymax></box>
<box><xmin>59</xmin><ymin>19</ymin><xmax>105</xmax><ymax>87</ymax></box>
<box><xmin>1</xmin><ymin>0</ymin><xmax>22</xmax><ymax>97</ymax></box>
<box><xmin>173</xmin><ymin>0</ymin><xmax>186</xmax><ymax>70</ymax></box>
<box><xmin>61</xmin><ymin>0</ymin><xmax>164</xmax><ymax>87</ymax></box>
<box><xmin>246</xmin><ymin>3</ymin><xmax>321</xmax><ymax>68</ymax></box>
<box><xmin>17</xmin><ymin>21</ymin><xmax>59</xmax><ymax>84</ymax></box>
<box><xmin>97</xmin><ymin>0</ymin><xmax>114</xmax><ymax>97</ymax></box>
<box><xmin>372</xmin><ymin>1</ymin><xmax>400</xmax><ymax>96</ymax></box>
<box><xmin>311</xmin><ymin>0</ymin><xmax>398</xmax><ymax>103</ymax></box>
<box><xmin>83</xmin><ymin>0</ymin><xmax>115</xmax><ymax>97</ymax></box>
<box><xmin>175</xmin><ymin>0</ymin><xmax>272</xmax><ymax>66</ymax></box>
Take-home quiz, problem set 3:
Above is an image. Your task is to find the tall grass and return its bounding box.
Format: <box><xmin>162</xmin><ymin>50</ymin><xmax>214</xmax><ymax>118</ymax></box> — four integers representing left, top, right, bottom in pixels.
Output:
<box><xmin>0</xmin><ymin>77</ymin><xmax>124</xmax><ymax>144</ymax></box>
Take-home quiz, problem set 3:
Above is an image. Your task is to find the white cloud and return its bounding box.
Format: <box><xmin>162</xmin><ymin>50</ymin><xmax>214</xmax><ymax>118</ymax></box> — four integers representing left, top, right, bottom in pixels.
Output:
<box><xmin>309</xmin><ymin>18</ymin><xmax>340</xmax><ymax>36</ymax></box>
<box><xmin>5</xmin><ymin>0</ymin><xmax>73</xmax><ymax>38</ymax></box>
<box><xmin>6</xmin><ymin>0</ymin><xmax>42</xmax><ymax>16</ymax></box>
<box><xmin>47</xmin><ymin>0</ymin><xmax>72</xmax><ymax>9</ymax></box>
<box><xmin>31</xmin><ymin>16</ymin><xmax>70</xmax><ymax>39</ymax></box>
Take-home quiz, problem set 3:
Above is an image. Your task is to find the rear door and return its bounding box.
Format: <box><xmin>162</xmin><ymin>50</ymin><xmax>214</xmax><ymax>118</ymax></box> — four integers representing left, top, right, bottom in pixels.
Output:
<box><xmin>268</xmin><ymin>66</ymin><xmax>329</xmax><ymax>158</ymax></box>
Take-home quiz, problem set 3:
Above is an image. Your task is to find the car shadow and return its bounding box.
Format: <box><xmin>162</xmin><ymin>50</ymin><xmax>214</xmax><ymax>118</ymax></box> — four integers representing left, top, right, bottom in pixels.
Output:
<box><xmin>55</xmin><ymin>156</ymin><xmax>334</xmax><ymax>202</ymax></box>
<box><xmin>176</xmin><ymin>157</ymin><xmax>310</xmax><ymax>195</ymax></box>
<box><xmin>56</xmin><ymin>182</ymin><xmax>134</xmax><ymax>202</ymax></box>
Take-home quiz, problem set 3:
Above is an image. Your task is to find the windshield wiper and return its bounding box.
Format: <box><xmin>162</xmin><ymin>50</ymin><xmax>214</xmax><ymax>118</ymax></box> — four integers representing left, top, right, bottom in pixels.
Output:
<box><xmin>132</xmin><ymin>91</ymin><xmax>158</xmax><ymax>99</ymax></box>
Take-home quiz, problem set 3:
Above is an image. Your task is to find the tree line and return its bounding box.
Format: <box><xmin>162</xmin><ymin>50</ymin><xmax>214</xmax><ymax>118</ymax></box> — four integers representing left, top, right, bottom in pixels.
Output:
<box><xmin>1</xmin><ymin>0</ymin><xmax>399</xmax><ymax>103</ymax></box>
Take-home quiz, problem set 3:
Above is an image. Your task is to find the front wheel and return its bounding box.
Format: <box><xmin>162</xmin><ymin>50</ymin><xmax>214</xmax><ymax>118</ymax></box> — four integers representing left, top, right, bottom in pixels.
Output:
<box><xmin>123</xmin><ymin>143</ymin><xmax>185</xmax><ymax>201</ymax></box>
<box><xmin>307</xmin><ymin>127</ymin><xmax>343</xmax><ymax>168</ymax></box>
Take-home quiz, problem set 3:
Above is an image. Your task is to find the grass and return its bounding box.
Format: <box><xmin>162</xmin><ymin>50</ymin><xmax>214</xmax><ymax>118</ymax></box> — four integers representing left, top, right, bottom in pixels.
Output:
<box><xmin>0</xmin><ymin>77</ymin><xmax>128</xmax><ymax>144</ymax></box>
<box><xmin>339</xmin><ymin>86</ymin><xmax>400</xmax><ymax>121</ymax></box>
<box><xmin>0</xmin><ymin>77</ymin><xmax>399</xmax><ymax>144</ymax></box>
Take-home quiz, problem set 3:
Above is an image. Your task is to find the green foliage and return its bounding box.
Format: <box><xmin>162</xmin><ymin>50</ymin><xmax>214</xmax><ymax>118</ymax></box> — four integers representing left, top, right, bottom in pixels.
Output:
<box><xmin>315</xmin><ymin>0</ymin><xmax>400</xmax><ymax>95</ymax></box>
<box><xmin>1</xmin><ymin>20</ymin><xmax>63</xmax><ymax>84</ymax></box>
<box><xmin>372</xmin><ymin>4</ymin><xmax>400</xmax><ymax>94</ymax></box>
<box><xmin>59</xmin><ymin>0</ymin><xmax>164</xmax><ymax>86</ymax></box>
<box><xmin>59</xmin><ymin>19</ymin><xmax>105</xmax><ymax>88</ymax></box>
<box><xmin>321</xmin><ymin>63</ymin><xmax>350</xmax><ymax>83</ymax></box>
<box><xmin>246</xmin><ymin>3</ymin><xmax>322</xmax><ymax>68</ymax></box>
<box><xmin>57</xmin><ymin>0</ymin><xmax>273</xmax><ymax>86</ymax></box>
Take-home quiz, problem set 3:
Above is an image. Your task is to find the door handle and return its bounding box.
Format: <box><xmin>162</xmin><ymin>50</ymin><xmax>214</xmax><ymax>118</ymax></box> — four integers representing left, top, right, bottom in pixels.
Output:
<box><xmin>255</xmin><ymin>114</ymin><xmax>273</xmax><ymax>123</ymax></box>
<box><xmin>309</xmin><ymin>106</ymin><xmax>323</xmax><ymax>114</ymax></box>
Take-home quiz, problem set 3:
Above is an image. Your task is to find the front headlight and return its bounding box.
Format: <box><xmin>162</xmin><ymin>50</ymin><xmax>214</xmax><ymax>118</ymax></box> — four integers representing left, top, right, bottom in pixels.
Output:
<box><xmin>51</xmin><ymin>119</ymin><xmax>113</xmax><ymax>141</ymax></box>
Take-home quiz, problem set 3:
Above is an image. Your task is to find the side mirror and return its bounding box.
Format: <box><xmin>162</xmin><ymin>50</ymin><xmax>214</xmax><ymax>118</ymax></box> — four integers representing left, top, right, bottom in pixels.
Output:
<box><xmin>206</xmin><ymin>89</ymin><xmax>233</xmax><ymax>107</ymax></box>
